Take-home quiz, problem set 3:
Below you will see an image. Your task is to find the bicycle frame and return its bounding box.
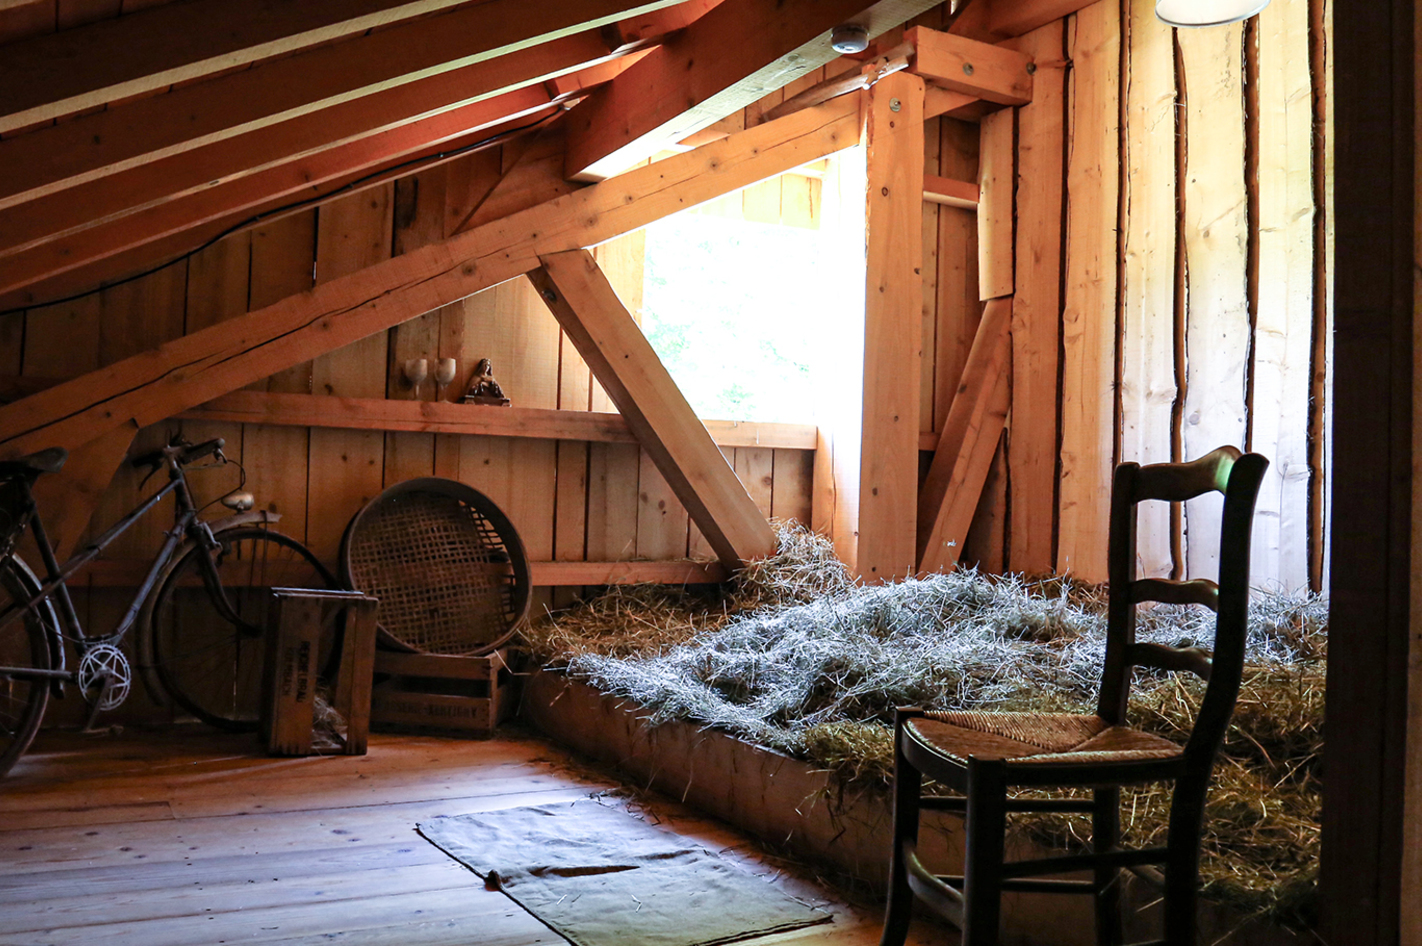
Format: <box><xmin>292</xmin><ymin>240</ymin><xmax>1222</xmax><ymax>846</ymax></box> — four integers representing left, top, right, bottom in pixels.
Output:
<box><xmin>0</xmin><ymin>451</ymin><xmax>251</xmax><ymax>689</ymax></box>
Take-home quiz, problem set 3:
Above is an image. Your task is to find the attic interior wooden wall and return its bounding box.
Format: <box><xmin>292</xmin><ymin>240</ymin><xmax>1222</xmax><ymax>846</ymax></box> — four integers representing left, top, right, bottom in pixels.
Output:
<box><xmin>0</xmin><ymin>0</ymin><xmax>1331</xmax><ymax>703</ymax></box>
<box><xmin>0</xmin><ymin>0</ymin><xmax>1331</xmax><ymax>590</ymax></box>
<box><xmin>930</xmin><ymin>0</ymin><xmax>1330</xmax><ymax>593</ymax></box>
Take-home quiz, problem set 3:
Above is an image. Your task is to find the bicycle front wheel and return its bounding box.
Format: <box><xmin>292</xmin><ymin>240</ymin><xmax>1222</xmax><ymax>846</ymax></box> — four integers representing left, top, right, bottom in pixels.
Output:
<box><xmin>0</xmin><ymin>556</ymin><xmax>53</xmax><ymax>777</ymax></box>
<box><xmin>148</xmin><ymin>528</ymin><xmax>337</xmax><ymax>731</ymax></box>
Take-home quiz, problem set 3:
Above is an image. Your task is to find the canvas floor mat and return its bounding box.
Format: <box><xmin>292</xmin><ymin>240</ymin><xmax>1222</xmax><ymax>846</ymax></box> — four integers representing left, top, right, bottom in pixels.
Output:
<box><xmin>418</xmin><ymin>798</ymin><xmax>833</xmax><ymax>946</ymax></box>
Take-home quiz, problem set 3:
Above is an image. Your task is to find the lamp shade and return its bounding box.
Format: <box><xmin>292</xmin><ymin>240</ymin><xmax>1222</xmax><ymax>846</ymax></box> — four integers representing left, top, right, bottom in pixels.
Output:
<box><xmin>1155</xmin><ymin>0</ymin><xmax>1269</xmax><ymax>26</ymax></box>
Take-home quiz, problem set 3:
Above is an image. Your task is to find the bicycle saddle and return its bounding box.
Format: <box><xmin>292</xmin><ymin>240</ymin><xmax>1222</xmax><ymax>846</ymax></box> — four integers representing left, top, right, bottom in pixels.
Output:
<box><xmin>0</xmin><ymin>446</ymin><xmax>67</xmax><ymax>477</ymax></box>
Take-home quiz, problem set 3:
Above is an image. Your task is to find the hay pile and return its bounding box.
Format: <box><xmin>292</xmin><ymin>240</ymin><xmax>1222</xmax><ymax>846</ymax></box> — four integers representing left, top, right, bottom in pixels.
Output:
<box><xmin>522</xmin><ymin>524</ymin><xmax>1326</xmax><ymax>928</ymax></box>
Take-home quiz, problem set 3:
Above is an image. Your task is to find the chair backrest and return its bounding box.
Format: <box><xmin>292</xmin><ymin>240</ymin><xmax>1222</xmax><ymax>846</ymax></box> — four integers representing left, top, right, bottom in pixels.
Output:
<box><xmin>1097</xmin><ymin>446</ymin><xmax>1269</xmax><ymax>765</ymax></box>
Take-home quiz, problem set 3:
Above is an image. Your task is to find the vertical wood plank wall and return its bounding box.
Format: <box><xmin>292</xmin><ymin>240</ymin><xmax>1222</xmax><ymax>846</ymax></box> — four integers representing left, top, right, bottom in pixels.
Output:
<box><xmin>946</xmin><ymin>0</ymin><xmax>1330</xmax><ymax>591</ymax></box>
<box><xmin>6</xmin><ymin>152</ymin><xmax>817</xmax><ymax>605</ymax></box>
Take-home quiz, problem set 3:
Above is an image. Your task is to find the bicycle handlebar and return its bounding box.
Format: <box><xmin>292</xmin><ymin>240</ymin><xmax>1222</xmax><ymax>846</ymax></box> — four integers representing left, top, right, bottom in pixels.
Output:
<box><xmin>131</xmin><ymin>438</ymin><xmax>225</xmax><ymax>471</ymax></box>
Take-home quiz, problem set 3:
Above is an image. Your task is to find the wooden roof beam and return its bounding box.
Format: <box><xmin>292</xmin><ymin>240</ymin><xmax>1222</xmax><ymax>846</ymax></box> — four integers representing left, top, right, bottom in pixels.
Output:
<box><xmin>0</xmin><ymin>0</ymin><xmax>489</xmax><ymax>134</ymax></box>
<box><xmin>0</xmin><ymin>28</ymin><xmax>646</xmax><ymax>294</ymax></box>
<box><xmin>0</xmin><ymin>88</ymin><xmax>562</xmax><ymax>300</ymax></box>
<box><xmin>0</xmin><ymin>0</ymin><xmax>685</xmax><ymax>211</ymax></box>
<box><xmin>530</xmin><ymin>249</ymin><xmax>776</xmax><ymax>566</ymax></box>
<box><xmin>0</xmin><ymin>94</ymin><xmax>863</xmax><ymax>463</ymax></box>
<box><xmin>606</xmin><ymin>0</ymin><xmax>725</xmax><ymax>45</ymax></box>
<box><xmin>562</xmin><ymin>0</ymin><xmax>944</xmax><ymax>181</ymax></box>
<box><xmin>905</xmin><ymin>26</ymin><xmax>1034</xmax><ymax>106</ymax></box>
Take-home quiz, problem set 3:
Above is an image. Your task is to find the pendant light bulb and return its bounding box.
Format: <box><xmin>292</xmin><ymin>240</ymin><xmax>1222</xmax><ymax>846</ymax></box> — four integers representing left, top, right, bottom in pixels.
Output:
<box><xmin>1155</xmin><ymin>0</ymin><xmax>1269</xmax><ymax>27</ymax></box>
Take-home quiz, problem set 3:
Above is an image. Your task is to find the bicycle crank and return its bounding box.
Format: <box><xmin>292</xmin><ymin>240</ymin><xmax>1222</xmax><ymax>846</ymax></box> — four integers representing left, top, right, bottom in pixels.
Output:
<box><xmin>77</xmin><ymin>643</ymin><xmax>132</xmax><ymax>712</ymax></box>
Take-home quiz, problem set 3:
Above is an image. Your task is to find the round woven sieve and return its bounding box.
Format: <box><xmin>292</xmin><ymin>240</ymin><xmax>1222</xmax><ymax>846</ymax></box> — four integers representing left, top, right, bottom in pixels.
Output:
<box><xmin>339</xmin><ymin>478</ymin><xmax>531</xmax><ymax>655</ymax></box>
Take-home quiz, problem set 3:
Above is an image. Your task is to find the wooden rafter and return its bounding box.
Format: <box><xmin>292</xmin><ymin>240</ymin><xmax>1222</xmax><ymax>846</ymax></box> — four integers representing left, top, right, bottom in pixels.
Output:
<box><xmin>0</xmin><ymin>0</ymin><xmax>483</xmax><ymax>134</ymax></box>
<box><xmin>0</xmin><ymin>33</ymin><xmax>630</xmax><ymax>272</ymax></box>
<box><xmin>448</xmin><ymin>127</ymin><xmax>587</xmax><ymax>237</ymax></box>
<box><xmin>917</xmin><ymin>296</ymin><xmax>1013</xmax><ymax>574</ymax></box>
<box><xmin>0</xmin><ymin>95</ymin><xmax>863</xmax><ymax>465</ymax></box>
<box><xmin>606</xmin><ymin>0</ymin><xmax>724</xmax><ymax>44</ymax></box>
<box><xmin>0</xmin><ymin>101</ymin><xmax>565</xmax><ymax>311</ymax></box>
<box><xmin>530</xmin><ymin>249</ymin><xmax>775</xmax><ymax>566</ymax></box>
<box><xmin>562</xmin><ymin>0</ymin><xmax>945</xmax><ymax>181</ymax></box>
<box><xmin>0</xmin><ymin>0</ymin><xmax>684</xmax><ymax>211</ymax></box>
<box><xmin>0</xmin><ymin>90</ymin><xmax>564</xmax><ymax>300</ymax></box>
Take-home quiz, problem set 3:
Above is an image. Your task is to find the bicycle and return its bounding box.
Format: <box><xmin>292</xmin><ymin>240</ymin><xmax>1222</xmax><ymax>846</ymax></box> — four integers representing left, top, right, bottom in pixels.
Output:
<box><xmin>0</xmin><ymin>435</ymin><xmax>339</xmax><ymax>777</ymax></box>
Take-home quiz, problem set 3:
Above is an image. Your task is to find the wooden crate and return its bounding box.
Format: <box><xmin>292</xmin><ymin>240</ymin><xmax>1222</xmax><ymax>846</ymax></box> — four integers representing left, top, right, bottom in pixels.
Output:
<box><xmin>261</xmin><ymin>588</ymin><xmax>378</xmax><ymax>756</ymax></box>
<box><xmin>369</xmin><ymin>648</ymin><xmax>516</xmax><ymax>738</ymax></box>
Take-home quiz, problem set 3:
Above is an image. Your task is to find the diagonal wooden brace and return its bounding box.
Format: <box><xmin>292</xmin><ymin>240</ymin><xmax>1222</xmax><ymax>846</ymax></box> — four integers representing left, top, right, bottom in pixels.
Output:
<box><xmin>529</xmin><ymin>249</ymin><xmax>775</xmax><ymax>568</ymax></box>
<box><xmin>917</xmin><ymin>296</ymin><xmax>1013</xmax><ymax>574</ymax></box>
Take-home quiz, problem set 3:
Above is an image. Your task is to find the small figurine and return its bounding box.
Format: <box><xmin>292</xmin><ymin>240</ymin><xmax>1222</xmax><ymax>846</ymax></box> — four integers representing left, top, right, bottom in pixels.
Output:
<box><xmin>461</xmin><ymin>358</ymin><xmax>511</xmax><ymax>406</ymax></box>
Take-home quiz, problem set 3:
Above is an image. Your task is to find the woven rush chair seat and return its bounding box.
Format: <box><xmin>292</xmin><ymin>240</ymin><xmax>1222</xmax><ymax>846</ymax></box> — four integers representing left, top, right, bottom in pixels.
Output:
<box><xmin>905</xmin><ymin>711</ymin><xmax>1182</xmax><ymax>774</ymax></box>
<box><xmin>880</xmin><ymin>446</ymin><xmax>1269</xmax><ymax>946</ymax></box>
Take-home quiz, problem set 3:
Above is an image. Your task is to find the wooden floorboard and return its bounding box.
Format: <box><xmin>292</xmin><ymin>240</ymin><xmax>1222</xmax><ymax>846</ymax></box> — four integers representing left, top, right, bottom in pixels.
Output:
<box><xmin>0</xmin><ymin>725</ymin><xmax>945</xmax><ymax>946</ymax></box>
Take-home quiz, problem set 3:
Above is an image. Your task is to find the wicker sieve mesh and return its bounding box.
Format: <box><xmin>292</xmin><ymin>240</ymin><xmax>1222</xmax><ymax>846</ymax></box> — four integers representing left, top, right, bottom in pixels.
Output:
<box><xmin>344</xmin><ymin>487</ymin><xmax>523</xmax><ymax>655</ymax></box>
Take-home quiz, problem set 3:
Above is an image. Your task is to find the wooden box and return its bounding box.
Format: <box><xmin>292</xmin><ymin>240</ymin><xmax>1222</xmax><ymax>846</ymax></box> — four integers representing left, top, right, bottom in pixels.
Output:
<box><xmin>261</xmin><ymin>588</ymin><xmax>378</xmax><ymax>756</ymax></box>
<box><xmin>369</xmin><ymin>649</ymin><xmax>515</xmax><ymax>738</ymax></box>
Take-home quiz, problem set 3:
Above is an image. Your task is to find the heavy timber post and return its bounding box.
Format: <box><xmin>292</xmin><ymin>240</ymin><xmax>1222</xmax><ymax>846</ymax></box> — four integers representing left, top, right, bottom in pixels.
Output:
<box><xmin>857</xmin><ymin>72</ymin><xmax>925</xmax><ymax>583</ymax></box>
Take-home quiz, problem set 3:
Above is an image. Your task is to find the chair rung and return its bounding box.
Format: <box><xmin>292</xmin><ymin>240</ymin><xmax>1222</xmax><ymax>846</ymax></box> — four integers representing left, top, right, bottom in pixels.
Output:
<box><xmin>1004</xmin><ymin>797</ymin><xmax>1096</xmax><ymax>813</ymax></box>
<box><xmin>919</xmin><ymin>795</ymin><xmax>1096</xmax><ymax>813</ymax></box>
<box><xmin>1000</xmin><ymin>878</ymin><xmax>1097</xmax><ymax>894</ymax></box>
<box><xmin>904</xmin><ymin>844</ymin><xmax>965</xmax><ymax>929</ymax></box>
<box><xmin>919</xmin><ymin>795</ymin><xmax>965</xmax><ymax>811</ymax></box>
<box><xmin>1127</xmin><ymin>862</ymin><xmax>1166</xmax><ymax>887</ymax></box>
<box><xmin>1001</xmin><ymin>846</ymin><xmax>1169</xmax><ymax>879</ymax></box>
<box><xmin>926</xmin><ymin>874</ymin><xmax>1096</xmax><ymax>894</ymax></box>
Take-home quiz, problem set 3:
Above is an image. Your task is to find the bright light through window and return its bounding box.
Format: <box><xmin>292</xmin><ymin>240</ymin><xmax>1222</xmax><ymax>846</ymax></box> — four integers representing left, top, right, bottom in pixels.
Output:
<box><xmin>639</xmin><ymin>197</ymin><xmax>856</xmax><ymax>424</ymax></box>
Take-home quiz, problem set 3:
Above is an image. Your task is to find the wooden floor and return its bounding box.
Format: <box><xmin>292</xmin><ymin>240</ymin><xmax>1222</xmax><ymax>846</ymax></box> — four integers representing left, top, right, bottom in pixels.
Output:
<box><xmin>0</xmin><ymin>724</ymin><xmax>943</xmax><ymax>946</ymax></box>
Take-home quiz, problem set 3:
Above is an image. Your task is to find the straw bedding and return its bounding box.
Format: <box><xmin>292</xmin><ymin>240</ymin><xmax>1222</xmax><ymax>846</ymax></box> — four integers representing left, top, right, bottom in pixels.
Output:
<box><xmin>522</xmin><ymin>524</ymin><xmax>1325</xmax><ymax>929</ymax></box>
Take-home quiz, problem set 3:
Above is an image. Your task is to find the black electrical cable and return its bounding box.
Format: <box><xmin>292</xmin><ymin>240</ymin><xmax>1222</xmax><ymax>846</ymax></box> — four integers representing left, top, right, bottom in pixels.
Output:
<box><xmin>0</xmin><ymin>108</ymin><xmax>564</xmax><ymax>318</ymax></box>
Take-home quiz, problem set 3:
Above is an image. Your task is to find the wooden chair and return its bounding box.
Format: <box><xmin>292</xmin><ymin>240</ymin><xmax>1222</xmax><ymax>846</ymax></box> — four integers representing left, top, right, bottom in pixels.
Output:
<box><xmin>879</xmin><ymin>446</ymin><xmax>1268</xmax><ymax>946</ymax></box>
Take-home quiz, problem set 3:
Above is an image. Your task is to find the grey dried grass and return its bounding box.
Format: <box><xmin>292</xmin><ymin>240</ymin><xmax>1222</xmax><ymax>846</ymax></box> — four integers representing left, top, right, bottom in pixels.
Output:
<box><xmin>521</xmin><ymin>523</ymin><xmax>1327</xmax><ymax>928</ymax></box>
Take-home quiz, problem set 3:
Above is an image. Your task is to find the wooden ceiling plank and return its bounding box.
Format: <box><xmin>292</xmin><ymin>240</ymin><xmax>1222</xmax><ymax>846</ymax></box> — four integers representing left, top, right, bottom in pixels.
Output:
<box><xmin>530</xmin><ymin>248</ymin><xmax>776</xmax><ymax>566</ymax></box>
<box><xmin>0</xmin><ymin>32</ymin><xmax>622</xmax><ymax>268</ymax></box>
<box><xmin>0</xmin><ymin>89</ymin><xmax>560</xmax><ymax>299</ymax></box>
<box><xmin>563</xmin><ymin>0</ymin><xmax>943</xmax><ymax>181</ymax></box>
<box><xmin>607</xmin><ymin>0</ymin><xmax>722</xmax><ymax>44</ymax></box>
<box><xmin>0</xmin><ymin>0</ymin><xmax>685</xmax><ymax>210</ymax></box>
<box><xmin>0</xmin><ymin>95</ymin><xmax>862</xmax><ymax>461</ymax></box>
<box><xmin>905</xmin><ymin>26</ymin><xmax>1034</xmax><ymax>105</ymax></box>
<box><xmin>0</xmin><ymin>0</ymin><xmax>495</xmax><ymax>134</ymax></box>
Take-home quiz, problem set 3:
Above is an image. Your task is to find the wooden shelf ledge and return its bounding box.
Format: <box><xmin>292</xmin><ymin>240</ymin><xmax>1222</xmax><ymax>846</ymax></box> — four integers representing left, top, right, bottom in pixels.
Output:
<box><xmin>178</xmin><ymin>390</ymin><xmax>817</xmax><ymax>451</ymax></box>
<box><xmin>77</xmin><ymin>558</ymin><xmax>728</xmax><ymax>588</ymax></box>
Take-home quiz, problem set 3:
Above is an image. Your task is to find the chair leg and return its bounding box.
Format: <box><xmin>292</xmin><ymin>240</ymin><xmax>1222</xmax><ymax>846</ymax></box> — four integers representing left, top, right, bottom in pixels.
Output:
<box><xmin>879</xmin><ymin>718</ymin><xmax>922</xmax><ymax>946</ymax></box>
<box><xmin>1163</xmin><ymin>774</ymin><xmax>1208</xmax><ymax>946</ymax></box>
<box><xmin>960</xmin><ymin>759</ymin><xmax>1007</xmax><ymax>946</ymax></box>
<box><xmin>1092</xmin><ymin>786</ymin><xmax>1123</xmax><ymax>946</ymax></box>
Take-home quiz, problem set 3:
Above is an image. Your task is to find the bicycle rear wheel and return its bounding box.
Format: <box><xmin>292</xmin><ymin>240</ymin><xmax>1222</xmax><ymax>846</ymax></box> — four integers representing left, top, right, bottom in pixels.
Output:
<box><xmin>0</xmin><ymin>556</ymin><xmax>53</xmax><ymax>777</ymax></box>
<box><xmin>148</xmin><ymin>527</ymin><xmax>337</xmax><ymax>731</ymax></box>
